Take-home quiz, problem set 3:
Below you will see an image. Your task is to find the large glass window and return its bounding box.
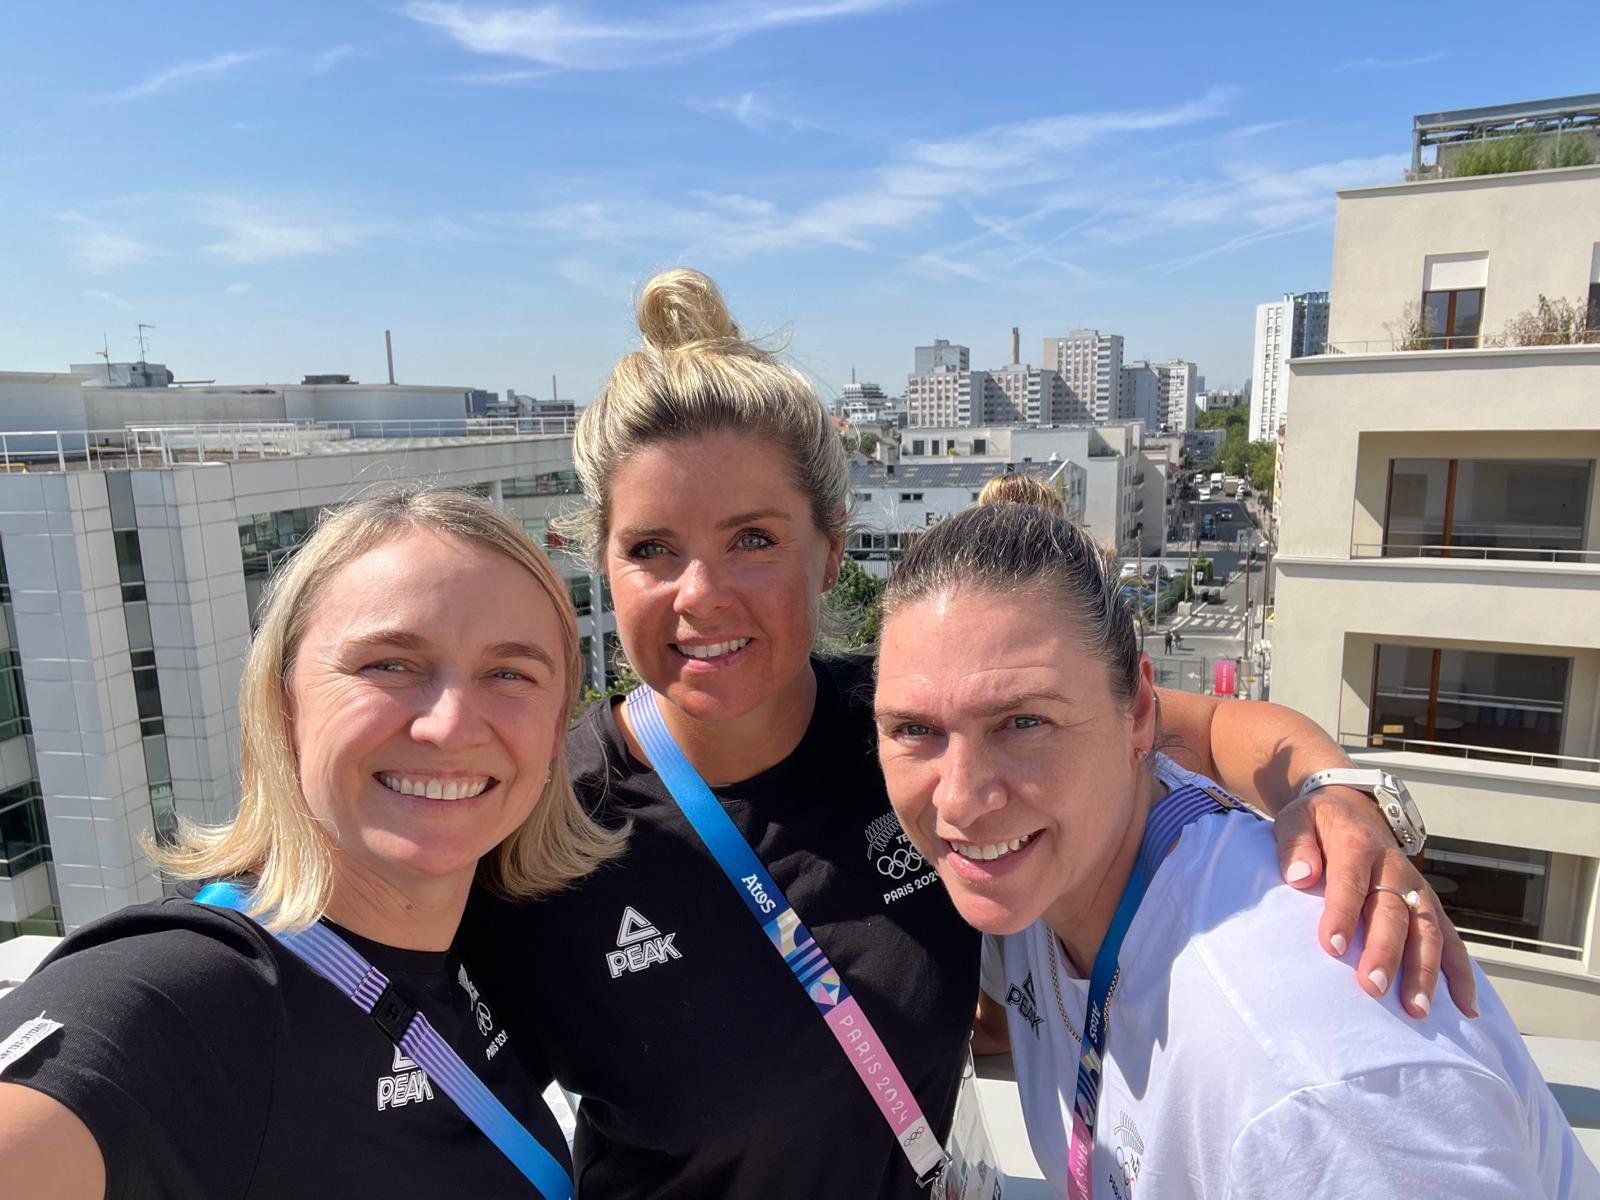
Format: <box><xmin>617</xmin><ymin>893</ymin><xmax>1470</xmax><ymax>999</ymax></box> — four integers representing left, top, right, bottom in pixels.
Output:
<box><xmin>1421</xmin><ymin>837</ymin><xmax>1560</xmax><ymax>953</ymax></box>
<box><xmin>1421</xmin><ymin>287</ymin><xmax>1483</xmax><ymax>349</ymax></box>
<box><xmin>501</xmin><ymin>470</ymin><xmax>580</xmax><ymax>498</ymax></box>
<box><xmin>1370</xmin><ymin>644</ymin><xmax>1569</xmax><ymax>763</ymax></box>
<box><xmin>1384</xmin><ymin>458</ymin><xmax>1591</xmax><ymax>560</ymax></box>
<box><xmin>1588</xmin><ymin>281</ymin><xmax>1600</xmax><ymax>337</ymax></box>
<box><xmin>568</xmin><ymin>576</ymin><xmax>592</xmax><ymax>616</ymax></box>
<box><xmin>0</xmin><ymin>782</ymin><xmax>49</xmax><ymax>878</ymax></box>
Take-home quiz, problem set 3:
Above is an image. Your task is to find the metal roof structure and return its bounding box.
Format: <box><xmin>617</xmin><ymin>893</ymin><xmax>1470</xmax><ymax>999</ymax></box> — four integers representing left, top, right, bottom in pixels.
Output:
<box><xmin>1412</xmin><ymin>93</ymin><xmax>1600</xmax><ymax>176</ymax></box>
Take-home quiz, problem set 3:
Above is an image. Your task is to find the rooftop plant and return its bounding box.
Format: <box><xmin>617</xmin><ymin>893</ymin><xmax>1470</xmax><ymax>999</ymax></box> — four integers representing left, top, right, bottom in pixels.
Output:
<box><xmin>1447</xmin><ymin>129</ymin><xmax>1597</xmax><ymax>177</ymax></box>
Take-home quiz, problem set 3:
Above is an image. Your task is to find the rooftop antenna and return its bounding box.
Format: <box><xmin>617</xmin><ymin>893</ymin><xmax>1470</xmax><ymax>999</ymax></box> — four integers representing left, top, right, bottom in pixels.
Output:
<box><xmin>551</xmin><ymin>374</ymin><xmax>558</xmax><ymax>403</ymax></box>
<box><xmin>95</xmin><ymin>334</ymin><xmax>112</xmax><ymax>383</ymax></box>
<box><xmin>385</xmin><ymin>330</ymin><xmax>396</xmax><ymax>384</ymax></box>
<box><xmin>135</xmin><ymin>322</ymin><xmax>156</xmax><ymax>364</ymax></box>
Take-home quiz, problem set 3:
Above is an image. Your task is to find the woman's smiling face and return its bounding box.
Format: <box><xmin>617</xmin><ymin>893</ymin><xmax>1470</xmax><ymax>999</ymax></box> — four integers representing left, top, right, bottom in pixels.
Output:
<box><xmin>286</xmin><ymin>527</ymin><xmax>568</xmax><ymax>894</ymax></box>
<box><xmin>874</xmin><ymin>585</ymin><xmax>1156</xmax><ymax>936</ymax></box>
<box><xmin>604</xmin><ymin>430</ymin><xmax>841</xmax><ymax>724</ymax></box>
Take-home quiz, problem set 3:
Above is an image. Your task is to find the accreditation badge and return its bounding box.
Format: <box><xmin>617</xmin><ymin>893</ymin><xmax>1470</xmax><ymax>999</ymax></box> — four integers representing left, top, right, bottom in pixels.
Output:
<box><xmin>943</xmin><ymin>1052</ymin><xmax>1006</xmax><ymax>1199</ymax></box>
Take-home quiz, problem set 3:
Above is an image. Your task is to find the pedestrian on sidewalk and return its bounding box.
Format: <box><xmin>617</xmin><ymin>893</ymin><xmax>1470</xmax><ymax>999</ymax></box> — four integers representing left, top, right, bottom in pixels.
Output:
<box><xmin>1164</xmin><ymin>630</ymin><xmax>1174</xmax><ymax>654</ymax></box>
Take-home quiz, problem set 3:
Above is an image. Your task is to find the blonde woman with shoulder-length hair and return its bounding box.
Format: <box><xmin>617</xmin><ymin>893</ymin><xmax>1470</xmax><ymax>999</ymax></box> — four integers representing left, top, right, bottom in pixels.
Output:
<box><xmin>0</xmin><ymin>486</ymin><xmax>615</xmax><ymax>1199</ymax></box>
<box><xmin>154</xmin><ymin>487</ymin><xmax>621</xmax><ymax>931</ymax></box>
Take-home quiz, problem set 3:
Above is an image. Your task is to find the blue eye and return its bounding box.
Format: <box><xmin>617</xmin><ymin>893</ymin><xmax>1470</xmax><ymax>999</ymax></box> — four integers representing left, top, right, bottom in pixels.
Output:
<box><xmin>1009</xmin><ymin>715</ymin><xmax>1044</xmax><ymax>730</ymax></box>
<box><xmin>366</xmin><ymin>660</ymin><xmax>412</xmax><ymax>674</ymax></box>
<box><xmin>737</xmin><ymin>530</ymin><xmax>776</xmax><ymax>551</ymax></box>
<box><xmin>899</xmin><ymin>722</ymin><xmax>933</xmax><ymax>738</ymax></box>
<box><xmin>627</xmin><ymin>540</ymin><xmax>670</xmax><ymax>560</ymax></box>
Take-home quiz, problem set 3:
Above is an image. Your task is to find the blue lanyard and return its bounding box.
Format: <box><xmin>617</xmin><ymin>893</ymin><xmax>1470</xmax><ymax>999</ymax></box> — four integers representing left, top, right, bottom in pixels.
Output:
<box><xmin>195</xmin><ymin>882</ymin><xmax>572</xmax><ymax>1200</ymax></box>
<box><xmin>1066</xmin><ymin>771</ymin><xmax>1255</xmax><ymax>1200</ymax></box>
<box><xmin>623</xmin><ymin>685</ymin><xmax>951</xmax><ymax>1186</ymax></box>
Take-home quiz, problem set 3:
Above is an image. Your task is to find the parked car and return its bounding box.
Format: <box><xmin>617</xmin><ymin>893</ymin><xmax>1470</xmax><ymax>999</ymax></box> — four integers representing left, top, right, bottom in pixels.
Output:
<box><xmin>1218</xmin><ymin>510</ymin><xmax>1233</xmax><ymax>522</ymax></box>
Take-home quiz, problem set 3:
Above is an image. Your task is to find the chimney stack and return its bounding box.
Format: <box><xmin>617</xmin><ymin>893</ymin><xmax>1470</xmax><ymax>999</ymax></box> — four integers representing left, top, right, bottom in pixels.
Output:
<box><xmin>1011</xmin><ymin>326</ymin><xmax>1020</xmax><ymax>365</ymax></box>
<box><xmin>385</xmin><ymin>330</ymin><xmax>396</xmax><ymax>384</ymax></box>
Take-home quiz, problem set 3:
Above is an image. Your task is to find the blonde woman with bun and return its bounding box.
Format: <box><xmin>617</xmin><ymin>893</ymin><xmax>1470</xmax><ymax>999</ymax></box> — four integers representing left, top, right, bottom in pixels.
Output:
<box><xmin>465</xmin><ymin>268</ymin><xmax>1478</xmax><ymax>1198</ymax></box>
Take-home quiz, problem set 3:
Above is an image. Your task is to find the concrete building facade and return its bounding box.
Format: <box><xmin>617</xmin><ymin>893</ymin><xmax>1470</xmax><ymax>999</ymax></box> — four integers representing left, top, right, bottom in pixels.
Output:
<box><xmin>1043</xmin><ymin>330</ymin><xmax>1124</xmax><ymax>423</ymax></box>
<box><xmin>0</xmin><ymin>421</ymin><xmax>616</xmax><ymax>939</ymax></box>
<box><xmin>1273</xmin><ymin>161</ymin><xmax>1600</xmax><ymax>1037</ymax></box>
<box><xmin>1249</xmin><ymin>292</ymin><xmax>1330</xmax><ymax>443</ymax></box>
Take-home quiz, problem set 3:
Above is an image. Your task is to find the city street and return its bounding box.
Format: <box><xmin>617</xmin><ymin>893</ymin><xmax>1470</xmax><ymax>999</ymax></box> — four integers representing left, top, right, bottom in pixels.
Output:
<box><xmin>1141</xmin><ymin>494</ymin><xmax>1270</xmax><ymax>696</ymax></box>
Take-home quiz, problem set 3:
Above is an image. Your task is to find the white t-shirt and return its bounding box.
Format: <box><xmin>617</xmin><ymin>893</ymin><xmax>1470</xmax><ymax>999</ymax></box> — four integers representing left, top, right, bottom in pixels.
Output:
<box><xmin>980</xmin><ymin>756</ymin><xmax>1599</xmax><ymax>1200</ymax></box>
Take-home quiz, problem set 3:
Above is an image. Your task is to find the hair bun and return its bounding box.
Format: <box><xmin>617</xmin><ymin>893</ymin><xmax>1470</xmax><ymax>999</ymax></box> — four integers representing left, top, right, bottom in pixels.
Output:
<box><xmin>636</xmin><ymin>268</ymin><xmax>741</xmax><ymax>351</ymax></box>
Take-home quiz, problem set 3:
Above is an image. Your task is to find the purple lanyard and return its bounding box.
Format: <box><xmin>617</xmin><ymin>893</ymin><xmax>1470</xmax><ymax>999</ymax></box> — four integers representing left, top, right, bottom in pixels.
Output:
<box><xmin>195</xmin><ymin>882</ymin><xmax>571</xmax><ymax>1200</ymax></box>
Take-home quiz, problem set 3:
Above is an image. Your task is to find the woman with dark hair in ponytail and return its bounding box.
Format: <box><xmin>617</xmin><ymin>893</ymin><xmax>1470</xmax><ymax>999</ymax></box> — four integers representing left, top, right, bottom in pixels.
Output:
<box><xmin>874</xmin><ymin>501</ymin><xmax>1595</xmax><ymax>1199</ymax></box>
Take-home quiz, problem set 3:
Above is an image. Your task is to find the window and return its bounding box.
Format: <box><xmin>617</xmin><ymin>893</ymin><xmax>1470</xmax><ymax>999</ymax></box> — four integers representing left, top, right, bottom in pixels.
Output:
<box><xmin>1383</xmin><ymin>459</ymin><xmax>1591</xmax><ymax>560</ymax></box>
<box><xmin>1421</xmin><ymin>288</ymin><xmax>1483</xmax><ymax>349</ymax></box>
<box><xmin>0</xmin><ymin>782</ymin><xmax>49</xmax><ymax>878</ymax></box>
<box><xmin>1421</xmin><ymin>837</ymin><xmax>1558</xmax><ymax>953</ymax></box>
<box><xmin>898</xmin><ymin>492</ymin><xmax>923</xmax><ymax>502</ymax></box>
<box><xmin>0</xmin><ymin>648</ymin><xmax>27</xmax><ymax>741</ymax></box>
<box><xmin>1369</xmin><ymin>644</ymin><xmax>1569</xmax><ymax>764</ymax></box>
<box><xmin>911</xmin><ymin>440</ymin><xmax>925</xmax><ymax>456</ymax></box>
<box><xmin>973</xmin><ymin>438</ymin><xmax>988</xmax><ymax>455</ymax></box>
<box><xmin>858</xmin><ymin>492</ymin><xmax>872</xmax><ymax>502</ymax></box>
<box><xmin>568</xmin><ymin>576</ymin><xmax>592</xmax><ymax>616</ymax></box>
<box><xmin>1588</xmin><ymin>281</ymin><xmax>1600</xmax><ymax>336</ymax></box>
<box><xmin>579</xmin><ymin>635</ymin><xmax>595</xmax><ymax>690</ymax></box>
<box><xmin>930</xmin><ymin>440</ymin><xmax>941</xmax><ymax>455</ymax></box>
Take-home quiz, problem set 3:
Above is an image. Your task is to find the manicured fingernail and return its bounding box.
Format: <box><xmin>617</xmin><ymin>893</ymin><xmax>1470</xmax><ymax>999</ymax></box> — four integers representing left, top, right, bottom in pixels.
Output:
<box><xmin>1466</xmin><ymin>1001</ymin><xmax>1480</xmax><ymax>1019</ymax></box>
<box><xmin>1285</xmin><ymin>860</ymin><xmax>1312</xmax><ymax>884</ymax></box>
<box><xmin>1411</xmin><ymin>991</ymin><xmax>1430</xmax><ymax>1016</ymax></box>
<box><xmin>1330</xmin><ymin>933</ymin><xmax>1348</xmax><ymax>956</ymax></box>
<box><xmin>1368</xmin><ymin>968</ymin><xmax>1389</xmax><ymax>994</ymax></box>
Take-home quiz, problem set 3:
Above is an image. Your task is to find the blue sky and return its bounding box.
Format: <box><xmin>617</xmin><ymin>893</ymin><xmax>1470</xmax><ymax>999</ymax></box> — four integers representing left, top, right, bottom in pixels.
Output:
<box><xmin>4</xmin><ymin>1</ymin><xmax>1597</xmax><ymax>403</ymax></box>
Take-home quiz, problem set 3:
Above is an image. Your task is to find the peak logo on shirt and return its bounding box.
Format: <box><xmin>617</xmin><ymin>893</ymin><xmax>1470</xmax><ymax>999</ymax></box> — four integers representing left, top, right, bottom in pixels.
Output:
<box><xmin>606</xmin><ymin>906</ymin><xmax>682</xmax><ymax>978</ymax></box>
<box><xmin>377</xmin><ymin>1043</ymin><xmax>435</xmax><ymax>1111</ymax></box>
<box><xmin>1005</xmin><ymin>973</ymin><xmax>1045</xmax><ymax>1038</ymax></box>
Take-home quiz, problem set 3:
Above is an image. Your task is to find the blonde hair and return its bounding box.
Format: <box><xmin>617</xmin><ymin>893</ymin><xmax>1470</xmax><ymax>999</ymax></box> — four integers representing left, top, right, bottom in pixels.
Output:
<box><xmin>560</xmin><ymin>267</ymin><xmax>848</xmax><ymax>561</ymax></box>
<box><xmin>977</xmin><ymin>472</ymin><xmax>1064</xmax><ymax>515</ymax></box>
<box><xmin>151</xmin><ymin>488</ymin><xmax>623</xmax><ymax>931</ymax></box>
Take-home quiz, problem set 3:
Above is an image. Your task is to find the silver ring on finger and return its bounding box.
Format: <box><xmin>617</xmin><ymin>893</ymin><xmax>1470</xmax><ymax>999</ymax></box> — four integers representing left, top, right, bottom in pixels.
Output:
<box><xmin>1370</xmin><ymin>883</ymin><xmax>1422</xmax><ymax>913</ymax></box>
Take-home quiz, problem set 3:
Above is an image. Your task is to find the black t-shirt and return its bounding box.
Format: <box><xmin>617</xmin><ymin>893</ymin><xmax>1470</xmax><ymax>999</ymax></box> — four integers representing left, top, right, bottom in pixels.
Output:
<box><xmin>467</xmin><ymin>654</ymin><xmax>981</xmax><ymax>1199</ymax></box>
<box><xmin>0</xmin><ymin>896</ymin><xmax>571</xmax><ymax>1199</ymax></box>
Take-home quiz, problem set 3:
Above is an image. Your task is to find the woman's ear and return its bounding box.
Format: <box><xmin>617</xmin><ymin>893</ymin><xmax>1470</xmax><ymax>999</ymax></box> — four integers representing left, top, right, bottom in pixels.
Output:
<box><xmin>1131</xmin><ymin>655</ymin><xmax>1159</xmax><ymax>757</ymax></box>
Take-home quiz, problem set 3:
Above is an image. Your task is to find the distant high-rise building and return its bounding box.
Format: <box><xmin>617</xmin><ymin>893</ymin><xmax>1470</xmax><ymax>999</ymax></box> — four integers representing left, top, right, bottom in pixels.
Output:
<box><xmin>904</xmin><ymin>366</ymin><xmax>988</xmax><ymax>427</ymax></box>
<box><xmin>1043</xmin><ymin>329</ymin><xmax>1122</xmax><ymax>422</ymax></box>
<box><xmin>1120</xmin><ymin>361</ymin><xmax>1161</xmax><ymax>430</ymax></box>
<box><xmin>1153</xmin><ymin>359</ymin><xmax>1198</xmax><ymax>434</ymax></box>
<box><xmin>1249</xmin><ymin>291</ymin><xmax>1329</xmax><ymax>442</ymax></box>
<box><xmin>990</xmin><ymin>363</ymin><xmax>1071</xmax><ymax>424</ymax></box>
<box><xmin>913</xmin><ymin>339</ymin><xmax>969</xmax><ymax>375</ymax></box>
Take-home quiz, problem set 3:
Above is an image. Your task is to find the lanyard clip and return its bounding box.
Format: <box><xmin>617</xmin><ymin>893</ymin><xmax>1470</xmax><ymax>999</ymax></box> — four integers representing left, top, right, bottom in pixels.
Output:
<box><xmin>370</xmin><ymin>982</ymin><xmax>418</xmax><ymax>1045</ymax></box>
<box><xmin>916</xmin><ymin>1154</ymin><xmax>951</xmax><ymax>1190</ymax></box>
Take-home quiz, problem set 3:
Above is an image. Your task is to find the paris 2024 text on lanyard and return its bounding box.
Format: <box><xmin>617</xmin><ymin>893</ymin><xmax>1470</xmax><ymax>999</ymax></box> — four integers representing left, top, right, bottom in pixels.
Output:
<box><xmin>624</xmin><ymin>685</ymin><xmax>952</xmax><ymax>1187</ymax></box>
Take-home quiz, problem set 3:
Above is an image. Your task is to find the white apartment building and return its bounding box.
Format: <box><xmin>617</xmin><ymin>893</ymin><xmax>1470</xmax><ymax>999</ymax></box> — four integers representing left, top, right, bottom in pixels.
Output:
<box><xmin>1120</xmin><ymin>362</ymin><xmax>1161</xmax><ymax>431</ymax></box>
<box><xmin>1273</xmin><ymin>152</ymin><xmax>1600</xmax><ymax>1037</ymax></box>
<box><xmin>903</xmin><ymin>366</ymin><xmax>983</xmax><ymax>427</ymax></box>
<box><xmin>0</xmin><ymin>381</ymin><xmax>615</xmax><ymax>939</ymax></box>
<box><xmin>913</xmin><ymin>339</ymin><xmax>969</xmax><ymax>375</ymax></box>
<box><xmin>846</xmin><ymin>458</ymin><xmax>1086</xmax><ymax>577</ymax></box>
<box><xmin>837</xmin><ymin>380</ymin><xmax>890</xmax><ymax>425</ymax></box>
<box><xmin>1153</xmin><ymin>359</ymin><xmax>1198</xmax><ymax>434</ymax></box>
<box><xmin>1248</xmin><ymin>292</ymin><xmax>1330</xmax><ymax>443</ymax></box>
<box><xmin>1043</xmin><ymin>329</ymin><xmax>1124</xmax><ymax>423</ymax></box>
<box><xmin>897</xmin><ymin>422</ymin><xmax>1150</xmax><ymax>554</ymax></box>
<box><xmin>1197</xmin><ymin>387</ymin><xmax>1247</xmax><ymax>412</ymax></box>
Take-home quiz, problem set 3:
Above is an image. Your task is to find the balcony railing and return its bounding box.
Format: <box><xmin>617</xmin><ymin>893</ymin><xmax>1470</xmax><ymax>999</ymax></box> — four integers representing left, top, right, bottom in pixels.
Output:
<box><xmin>1352</xmin><ymin>542</ymin><xmax>1600</xmax><ymax>563</ymax></box>
<box><xmin>1340</xmin><ymin>730</ymin><xmax>1600</xmax><ymax>773</ymax></box>
<box><xmin>1453</xmin><ymin>926</ymin><xmax>1585</xmax><ymax>962</ymax></box>
<box><xmin>0</xmin><ymin>418</ymin><xmax>580</xmax><ymax>473</ymax></box>
<box><xmin>1310</xmin><ymin>329</ymin><xmax>1600</xmax><ymax>356</ymax></box>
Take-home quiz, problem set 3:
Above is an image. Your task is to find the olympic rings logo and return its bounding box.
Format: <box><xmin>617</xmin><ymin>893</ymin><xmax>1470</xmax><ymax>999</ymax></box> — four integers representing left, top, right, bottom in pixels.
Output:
<box><xmin>875</xmin><ymin>846</ymin><xmax>925</xmax><ymax>879</ymax></box>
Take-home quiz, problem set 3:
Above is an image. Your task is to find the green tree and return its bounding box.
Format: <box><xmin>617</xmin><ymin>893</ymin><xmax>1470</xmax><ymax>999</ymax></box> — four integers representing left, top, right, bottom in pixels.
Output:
<box><xmin>577</xmin><ymin>658</ymin><xmax>641</xmax><ymax>712</ymax></box>
<box><xmin>827</xmin><ymin>557</ymin><xmax>884</xmax><ymax>648</ymax></box>
<box><xmin>858</xmin><ymin>431</ymin><xmax>880</xmax><ymax>456</ymax></box>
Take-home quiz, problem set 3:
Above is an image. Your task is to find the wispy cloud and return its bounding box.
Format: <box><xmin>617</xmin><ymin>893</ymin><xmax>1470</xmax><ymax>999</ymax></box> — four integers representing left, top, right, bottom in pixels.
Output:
<box><xmin>84</xmin><ymin>288</ymin><xmax>132</xmax><ymax>310</ymax></box>
<box><xmin>224</xmin><ymin>282</ymin><xmax>253</xmax><ymax>295</ymax></box>
<box><xmin>404</xmin><ymin>0</ymin><xmax>919</xmax><ymax>71</ymax></box>
<box><xmin>59</xmin><ymin>211</ymin><xmax>157</xmax><ymax>273</ymax></box>
<box><xmin>308</xmin><ymin>44</ymin><xmax>362</xmax><ymax>75</ymax></box>
<box><xmin>198</xmin><ymin>196</ymin><xmax>471</xmax><ymax>263</ymax></box>
<box><xmin>695</xmin><ymin>91</ymin><xmax>813</xmax><ymax>132</ymax></box>
<box><xmin>493</xmin><ymin>88</ymin><xmax>1236</xmax><ymax>262</ymax></box>
<box><xmin>105</xmin><ymin>50</ymin><xmax>268</xmax><ymax>101</ymax></box>
<box><xmin>1334</xmin><ymin>51</ymin><xmax>1445</xmax><ymax>72</ymax></box>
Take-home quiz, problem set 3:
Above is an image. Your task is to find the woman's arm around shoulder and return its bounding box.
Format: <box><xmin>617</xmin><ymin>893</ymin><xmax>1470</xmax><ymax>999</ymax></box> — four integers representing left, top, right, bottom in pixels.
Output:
<box><xmin>1155</xmin><ymin>687</ymin><xmax>1477</xmax><ymax>1020</ymax></box>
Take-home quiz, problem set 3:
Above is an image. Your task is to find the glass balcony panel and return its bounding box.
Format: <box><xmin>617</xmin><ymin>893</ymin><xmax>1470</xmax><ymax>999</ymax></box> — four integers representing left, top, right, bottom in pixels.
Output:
<box><xmin>1422</xmin><ymin>837</ymin><xmax>1547</xmax><ymax>947</ymax></box>
<box><xmin>1384</xmin><ymin>460</ymin><xmax>1449</xmax><ymax>554</ymax></box>
<box><xmin>1448</xmin><ymin>460</ymin><xmax>1590</xmax><ymax>559</ymax></box>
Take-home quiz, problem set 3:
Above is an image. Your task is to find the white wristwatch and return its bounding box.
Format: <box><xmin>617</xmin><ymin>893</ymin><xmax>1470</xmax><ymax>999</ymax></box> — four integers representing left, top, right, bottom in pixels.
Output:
<box><xmin>1295</xmin><ymin>769</ymin><xmax>1426</xmax><ymax>856</ymax></box>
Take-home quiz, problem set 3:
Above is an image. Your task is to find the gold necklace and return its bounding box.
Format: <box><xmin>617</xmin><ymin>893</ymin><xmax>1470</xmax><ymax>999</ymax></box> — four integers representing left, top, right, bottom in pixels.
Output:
<box><xmin>1044</xmin><ymin>931</ymin><xmax>1083</xmax><ymax>1043</ymax></box>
